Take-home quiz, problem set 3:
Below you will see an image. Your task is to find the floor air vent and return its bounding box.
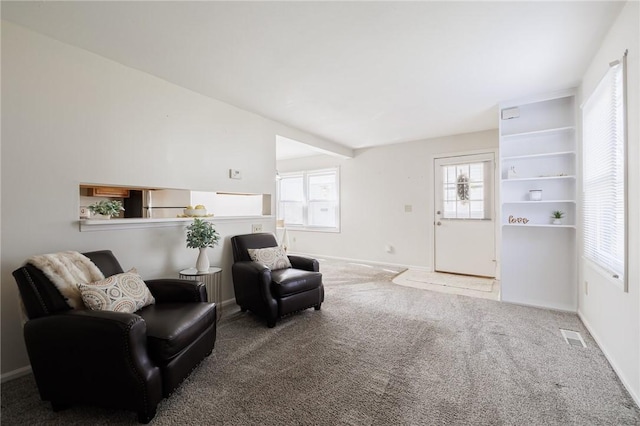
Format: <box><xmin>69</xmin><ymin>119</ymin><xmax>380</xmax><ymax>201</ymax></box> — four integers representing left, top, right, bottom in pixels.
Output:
<box><xmin>560</xmin><ymin>329</ymin><xmax>586</xmax><ymax>348</ymax></box>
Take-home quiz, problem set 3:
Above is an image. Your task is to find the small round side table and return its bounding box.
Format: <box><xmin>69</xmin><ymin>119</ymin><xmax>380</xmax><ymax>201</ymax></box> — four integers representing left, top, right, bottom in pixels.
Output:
<box><xmin>179</xmin><ymin>267</ymin><xmax>222</xmax><ymax>320</ymax></box>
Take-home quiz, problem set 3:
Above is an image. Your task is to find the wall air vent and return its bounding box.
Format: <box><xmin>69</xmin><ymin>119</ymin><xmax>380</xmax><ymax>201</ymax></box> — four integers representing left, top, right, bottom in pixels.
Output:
<box><xmin>501</xmin><ymin>107</ymin><xmax>520</xmax><ymax>120</ymax></box>
<box><xmin>560</xmin><ymin>329</ymin><xmax>586</xmax><ymax>347</ymax></box>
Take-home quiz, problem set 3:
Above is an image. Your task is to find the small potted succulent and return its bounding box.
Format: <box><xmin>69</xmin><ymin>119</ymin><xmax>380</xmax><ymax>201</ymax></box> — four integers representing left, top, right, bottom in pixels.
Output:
<box><xmin>551</xmin><ymin>210</ymin><xmax>565</xmax><ymax>225</ymax></box>
<box><xmin>88</xmin><ymin>200</ymin><xmax>124</xmax><ymax>219</ymax></box>
<box><xmin>186</xmin><ymin>218</ymin><xmax>220</xmax><ymax>272</ymax></box>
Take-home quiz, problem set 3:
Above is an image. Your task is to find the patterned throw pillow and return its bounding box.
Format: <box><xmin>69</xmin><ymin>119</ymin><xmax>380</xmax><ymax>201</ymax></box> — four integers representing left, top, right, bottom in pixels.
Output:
<box><xmin>77</xmin><ymin>268</ymin><xmax>155</xmax><ymax>313</ymax></box>
<box><xmin>247</xmin><ymin>246</ymin><xmax>292</xmax><ymax>270</ymax></box>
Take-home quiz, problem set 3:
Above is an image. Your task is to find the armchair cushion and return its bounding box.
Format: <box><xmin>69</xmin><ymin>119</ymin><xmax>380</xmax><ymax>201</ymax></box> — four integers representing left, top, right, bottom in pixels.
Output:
<box><xmin>138</xmin><ymin>303</ymin><xmax>216</xmax><ymax>362</ymax></box>
<box><xmin>248</xmin><ymin>246</ymin><xmax>291</xmax><ymax>270</ymax></box>
<box><xmin>78</xmin><ymin>269</ymin><xmax>155</xmax><ymax>313</ymax></box>
<box><xmin>271</xmin><ymin>268</ymin><xmax>323</xmax><ymax>298</ymax></box>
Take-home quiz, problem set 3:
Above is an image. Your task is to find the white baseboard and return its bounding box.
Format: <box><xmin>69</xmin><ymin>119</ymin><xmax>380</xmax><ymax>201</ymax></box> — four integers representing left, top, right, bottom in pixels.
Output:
<box><xmin>290</xmin><ymin>252</ymin><xmax>432</xmax><ymax>273</ymax></box>
<box><xmin>219</xmin><ymin>297</ymin><xmax>236</xmax><ymax>309</ymax></box>
<box><xmin>1</xmin><ymin>365</ymin><xmax>32</xmax><ymax>383</ymax></box>
<box><xmin>499</xmin><ymin>299</ymin><xmax>576</xmax><ymax>314</ymax></box>
<box><xmin>578</xmin><ymin>310</ymin><xmax>640</xmax><ymax>408</ymax></box>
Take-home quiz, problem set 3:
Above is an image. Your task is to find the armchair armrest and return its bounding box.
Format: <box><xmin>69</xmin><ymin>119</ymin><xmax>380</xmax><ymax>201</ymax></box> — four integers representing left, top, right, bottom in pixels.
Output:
<box><xmin>288</xmin><ymin>255</ymin><xmax>319</xmax><ymax>272</ymax></box>
<box><xmin>145</xmin><ymin>279</ymin><xmax>207</xmax><ymax>303</ymax></box>
<box><xmin>231</xmin><ymin>261</ymin><xmax>277</xmax><ymax>320</ymax></box>
<box><xmin>23</xmin><ymin>310</ymin><xmax>162</xmax><ymax>415</ymax></box>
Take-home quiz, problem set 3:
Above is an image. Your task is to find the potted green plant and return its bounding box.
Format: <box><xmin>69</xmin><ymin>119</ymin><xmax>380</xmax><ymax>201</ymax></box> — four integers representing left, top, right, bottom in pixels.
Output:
<box><xmin>186</xmin><ymin>218</ymin><xmax>220</xmax><ymax>272</ymax></box>
<box><xmin>551</xmin><ymin>210</ymin><xmax>565</xmax><ymax>225</ymax></box>
<box><xmin>88</xmin><ymin>200</ymin><xmax>124</xmax><ymax>219</ymax></box>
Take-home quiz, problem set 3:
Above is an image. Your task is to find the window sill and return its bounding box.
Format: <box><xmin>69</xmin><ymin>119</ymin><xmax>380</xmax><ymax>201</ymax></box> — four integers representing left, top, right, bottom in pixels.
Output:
<box><xmin>280</xmin><ymin>226</ymin><xmax>340</xmax><ymax>233</ymax></box>
<box><xmin>582</xmin><ymin>257</ymin><xmax>626</xmax><ymax>292</ymax></box>
<box><xmin>79</xmin><ymin>216</ymin><xmax>273</xmax><ymax>232</ymax></box>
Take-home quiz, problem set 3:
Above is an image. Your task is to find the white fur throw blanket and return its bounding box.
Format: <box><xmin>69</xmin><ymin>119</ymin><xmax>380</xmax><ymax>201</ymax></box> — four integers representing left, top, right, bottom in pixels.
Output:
<box><xmin>28</xmin><ymin>251</ymin><xmax>105</xmax><ymax>309</ymax></box>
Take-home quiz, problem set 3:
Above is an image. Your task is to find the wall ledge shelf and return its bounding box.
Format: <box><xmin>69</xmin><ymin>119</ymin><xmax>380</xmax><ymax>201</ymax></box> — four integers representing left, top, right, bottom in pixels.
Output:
<box><xmin>502</xmin><ymin>151</ymin><xmax>575</xmax><ymax>160</ymax></box>
<box><xmin>79</xmin><ymin>216</ymin><xmax>274</xmax><ymax>232</ymax></box>
<box><xmin>503</xmin><ymin>200</ymin><xmax>576</xmax><ymax>204</ymax></box>
<box><xmin>502</xmin><ymin>175</ymin><xmax>575</xmax><ymax>182</ymax></box>
<box><xmin>502</xmin><ymin>224</ymin><xmax>576</xmax><ymax>229</ymax></box>
<box><xmin>501</xmin><ymin>126</ymin><xmax>575</xmax><ymax>140</ymax></box>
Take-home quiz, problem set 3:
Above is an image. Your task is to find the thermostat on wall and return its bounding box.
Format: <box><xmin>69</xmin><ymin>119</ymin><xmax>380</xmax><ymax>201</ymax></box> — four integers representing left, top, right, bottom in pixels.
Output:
<box><xmin>229</xmin><ymin>169</ymin><xmax>242</xmax><ymax>179</ymax></box>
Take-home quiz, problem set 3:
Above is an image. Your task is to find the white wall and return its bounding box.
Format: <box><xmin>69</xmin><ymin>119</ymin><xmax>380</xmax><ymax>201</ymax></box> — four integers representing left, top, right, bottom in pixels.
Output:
<box><xmin>578</xmin><ymin>1</ymin><xmax>640</xmax><ymax>405</ymax></box>
<box><xmin>0</xmin><ymin>21</ymin><xmax>337</xmax><ymax>376</ymax></box>
<box><xmin>277</xmin><ymin>130</ymin><xmax>498</xmax><ymax>268</ymax></box>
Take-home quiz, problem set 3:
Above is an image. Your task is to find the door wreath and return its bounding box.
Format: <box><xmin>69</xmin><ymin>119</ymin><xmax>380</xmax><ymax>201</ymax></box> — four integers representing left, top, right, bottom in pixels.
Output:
<box><xmin>457</xmin><ymin>173</ymin><xmax>469</xmax><ymax>202</ymax></box>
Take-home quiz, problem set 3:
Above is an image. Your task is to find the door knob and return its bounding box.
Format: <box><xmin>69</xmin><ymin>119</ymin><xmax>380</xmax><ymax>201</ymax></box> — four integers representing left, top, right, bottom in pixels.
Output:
<box><xmin>436</xmin><ymin>210</ymin><xmax>441</xmax><ymax>215</ymax></box>
<box><xmin>436</xmin><ymin>221</ymin><xmax>442</xmax><ymax>226</ymax></box>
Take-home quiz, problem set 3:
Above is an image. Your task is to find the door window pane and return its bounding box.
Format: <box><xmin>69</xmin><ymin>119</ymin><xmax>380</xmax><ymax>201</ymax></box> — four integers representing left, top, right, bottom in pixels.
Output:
<box><xmin>441</xmin><ymin>161</ymin><xmax>489</xmax><ymax>219</ymax></box>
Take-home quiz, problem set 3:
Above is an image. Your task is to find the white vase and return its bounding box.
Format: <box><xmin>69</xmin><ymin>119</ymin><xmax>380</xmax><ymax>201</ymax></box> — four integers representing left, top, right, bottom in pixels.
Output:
<box><xmin>553</xmin><ymin>219</ymin><xmax>562</xmax><ymax>225</ymax></box>
<box><xmin>196</xmin><ymin>248</ymin><xmax>210</xmax><ymax>272</ymax></box>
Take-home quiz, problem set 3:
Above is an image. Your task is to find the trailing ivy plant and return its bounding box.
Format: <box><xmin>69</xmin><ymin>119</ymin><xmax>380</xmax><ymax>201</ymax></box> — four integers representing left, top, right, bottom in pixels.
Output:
<box><xmin>186</xmin><ymin>218</ymin><xmax>220</xmax><ymax>249</ymax></box>
<box><xmin>88</xmin><ymin>200</ymin><xmax>124</xmax><ymax>217</ymax></box>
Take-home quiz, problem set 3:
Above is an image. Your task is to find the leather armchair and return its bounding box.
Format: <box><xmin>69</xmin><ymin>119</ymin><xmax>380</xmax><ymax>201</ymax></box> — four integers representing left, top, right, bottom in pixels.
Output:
<box><xmin>231</xmin><ymin>233</ymin><xmax>324</xmax><ymax>327</ymax></box>
<box><xmin>12</xmin><ymin>250</ymin><xmax>216</xmax><ymax>423</ymax></box>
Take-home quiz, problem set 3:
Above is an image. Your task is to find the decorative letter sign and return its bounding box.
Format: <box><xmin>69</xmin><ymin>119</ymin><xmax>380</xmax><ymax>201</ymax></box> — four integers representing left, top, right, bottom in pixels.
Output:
<box><xmin>508</xmin><ymin>215</ymin><xmax>529</xmax><ymax>224</ymax></box>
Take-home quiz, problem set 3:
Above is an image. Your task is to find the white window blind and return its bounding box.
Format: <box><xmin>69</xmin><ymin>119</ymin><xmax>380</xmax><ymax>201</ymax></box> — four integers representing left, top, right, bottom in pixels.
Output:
<box><xmin>582</xmin><ymin>53</ymin><xmax>627</xmax><ymax>287</ymax></box>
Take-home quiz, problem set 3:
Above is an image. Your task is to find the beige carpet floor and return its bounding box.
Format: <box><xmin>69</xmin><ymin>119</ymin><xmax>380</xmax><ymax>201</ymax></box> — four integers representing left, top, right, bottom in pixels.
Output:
<box><xmin>1</xmin><ymin>260</ymin><xmax>638</xmax><ymax>425</ymax></box>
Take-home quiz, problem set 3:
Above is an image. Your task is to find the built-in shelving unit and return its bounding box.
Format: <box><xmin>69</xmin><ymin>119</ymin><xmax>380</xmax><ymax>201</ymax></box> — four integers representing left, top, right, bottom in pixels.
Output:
<box><xmin>499</xmin><ymin>90</ymin><xmax>578</xmax><ymax>311</ymax></box>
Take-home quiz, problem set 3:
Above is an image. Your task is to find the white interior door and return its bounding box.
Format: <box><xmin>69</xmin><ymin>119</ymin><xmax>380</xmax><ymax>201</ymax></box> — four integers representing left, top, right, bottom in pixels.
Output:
<box><xmin>434</xmin><ymin>153</ymin><xmax>496</xmax><ymax>277</ymax></box>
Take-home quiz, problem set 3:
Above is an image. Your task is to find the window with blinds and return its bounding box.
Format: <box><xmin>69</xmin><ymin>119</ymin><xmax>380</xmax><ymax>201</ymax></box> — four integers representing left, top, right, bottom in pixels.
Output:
<box><xmin>277</xmin><ymin>168</ymin><xmax>340</xmax><ymax>231</ymax></box>
<box><xmin>581</xmin><ymin>53</ymin><xmax>627</xmax><ymax>289</ymax></box>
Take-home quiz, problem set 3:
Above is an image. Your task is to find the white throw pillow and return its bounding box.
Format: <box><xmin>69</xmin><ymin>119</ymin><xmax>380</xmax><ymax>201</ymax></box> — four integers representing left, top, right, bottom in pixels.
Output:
<box><xmin>77</xmin><ymin>268</ymin><xmax>155</xmax><ymax>313</ymax></box>
<box><xmin>247</xmin><ymin>246</ymin><xmax>292</xmax><ymax>270</ymax></box>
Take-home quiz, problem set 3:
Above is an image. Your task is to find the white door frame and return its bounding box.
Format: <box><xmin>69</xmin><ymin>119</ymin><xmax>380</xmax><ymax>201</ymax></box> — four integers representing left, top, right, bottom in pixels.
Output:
<box><xmin>430</xmin><ymin>148</ymin><xmax>501</xmax><ymax>280</ymax></box>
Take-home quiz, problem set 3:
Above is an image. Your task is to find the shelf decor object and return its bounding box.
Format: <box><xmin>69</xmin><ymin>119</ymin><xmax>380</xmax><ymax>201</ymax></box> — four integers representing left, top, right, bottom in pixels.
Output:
<box><xmin>551</xmin><ymin>210</ymin><xmax>565</xmax><ymax>225</ymax></box>
<box><xmin>499</xmin><ymin>89</ymin><xmax>577</xmax><ymax>311</ymax></box>
<box><xmin>186</xmin><ymin>218</ymin><xmax>220</xmax><ymax>272</ymax></box>
<box><xmin>529</xmin><ymin>190</ymin><xmax>543</xmax><ymax>201</ymax></box>
<box><xmin>87</xmin><ymin>200</ymin><xmax>124</xmax><ymax>219</ymax></box>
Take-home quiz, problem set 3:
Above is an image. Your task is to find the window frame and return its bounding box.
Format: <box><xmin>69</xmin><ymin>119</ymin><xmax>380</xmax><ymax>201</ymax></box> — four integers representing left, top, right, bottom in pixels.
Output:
<box><xmin>277</xmin><ymin>167</ymin><xmax>340</xmax><ymax>232</ymax></box>
<box><xmin>581</xmin><ymin>52</ymin><xmax>628</xmax><ymax>291</ymax></box>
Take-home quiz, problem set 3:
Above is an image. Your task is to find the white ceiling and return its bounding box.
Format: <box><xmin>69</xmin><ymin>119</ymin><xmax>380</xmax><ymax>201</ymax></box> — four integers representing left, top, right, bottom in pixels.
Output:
<box><xmin>2</xmin><ymin>1</ymin><xmax>624</xmax><ymax>154</ymax></box>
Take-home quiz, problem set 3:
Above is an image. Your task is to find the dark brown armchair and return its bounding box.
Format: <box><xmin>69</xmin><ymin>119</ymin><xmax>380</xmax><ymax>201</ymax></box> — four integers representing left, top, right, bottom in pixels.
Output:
<box><xmin>231</xmin><ymin>233</ymin><xmax>324</xmax><ymax>327</ymax></box>
<box><xmin>12</xmin><ymin>250</ymin><xmax>216</xmax><ymax>423</ymax></box>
